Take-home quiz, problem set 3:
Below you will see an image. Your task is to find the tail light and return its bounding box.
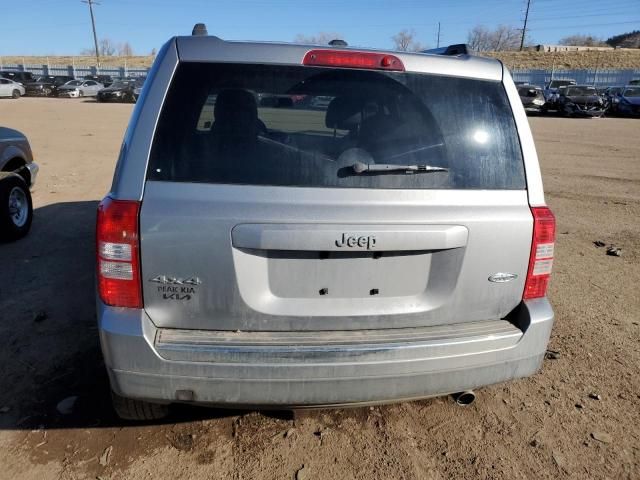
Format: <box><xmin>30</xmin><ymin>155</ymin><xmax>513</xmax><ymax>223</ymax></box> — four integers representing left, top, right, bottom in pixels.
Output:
<box><xmin>96</xmin><ymin>197</ymin><xmax>142</xmax><ymax>308</ymax></box>
<box><xmin>523</xmin><ymin>206</ymin><xmax>556</xmax><ymax>299</ymax></box>
<box><xmin>303</xmin><ymin>50</ymin><xmax>405</xmax><ymax>71</ymax></box>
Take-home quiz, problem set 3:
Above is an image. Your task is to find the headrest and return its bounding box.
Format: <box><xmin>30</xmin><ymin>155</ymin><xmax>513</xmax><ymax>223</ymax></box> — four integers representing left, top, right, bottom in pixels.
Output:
<box><xmin>325</xmin><ymin>96</ymin><xmax>363</xmax><ymax>130</ymax></box>
<box><xmin>214</xmin><ymin>89</ymin><xmax>257</xmax><ymax>119</ymax></box>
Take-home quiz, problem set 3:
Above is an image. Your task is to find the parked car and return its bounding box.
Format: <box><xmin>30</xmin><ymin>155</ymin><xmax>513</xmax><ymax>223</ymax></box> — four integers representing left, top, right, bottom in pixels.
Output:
<box><xmin>0</xmin><ymin>78</ymin><xmax>26</xmax><ymax>99</ymax></box>
<box><xmin>57</xmin><ymin>79</ymin><xmax>104</xmax><ymax>98</ymax></box>
<box><xmin>97</xmin><ymin>79</ymin><xmax>137</xmax><ymax>103</ymax></box>
<box><xmin>543</xmin><ymin>79</ymin><xmax>576</xmax><ymax>109</ymax></box>
<box><xmin>97</xmin><ymin>30</ymin><xmax>555</xmax><ymax>420</ymax></box>
<box><xmin>602</xmin><ymin>86</ymin><xmax>625</xmax><ymax>114</ymax></box>
<box><xmin>556</xmin><ymin>85</ymin><xmax>605</xmax><ymax>117</ymax></box>
<box><xmin>517</xmin><ymin>84</ymin><xmax>545</xmax><ymax>113</ymax></box>
<box><xmin>83</xmin><ymin>74</ymin><xmax>113</xmax><ymax>87</ymax></box>
<box><xmin>132</xmin><ymin>76</ymin><xmax>146</xmax><ymax>102</ymax></box>
<box><xmin>309</xmin><ymin>95</ymin><xmax>333</xmax><ymax>109</ymax></box>
<box><xmin>615</xmin><ymin>86</ymin><xmax>640</xmax><ymax>117</ymax></box>
<box><xmin>24</xmin><ymin>75</ymin><xmax>75</xmax><ymax>97</ymax></box>
<box><xmin>628</xmin><ymin>79</ymin><xmax>640</xmax><ymax>86</ymax></box>
<box><xmin>0</xmin><ymin>70</ymin><xmax>36</xmax><ymax>85</ymax></box>
<box><xmin>0</xmin><ymin>127</ymin><xmax>39</xmax><ymax>241</ymax></box>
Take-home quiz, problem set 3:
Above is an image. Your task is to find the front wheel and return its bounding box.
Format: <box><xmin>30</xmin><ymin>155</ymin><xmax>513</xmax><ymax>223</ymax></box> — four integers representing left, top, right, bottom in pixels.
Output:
<box><xmin>111</xmin><ymin>391</ymin><xmax>169</xmax><ymax>421</ymax></box>
<box><xmin>12</xmin><ymin>89</ymin><xmax>21</xmax><ymax>99</ymax></box>
<box><xmin>0</xmin><ymin>173</ymin><xmax>33</xmax><ymax>241</ymax></box>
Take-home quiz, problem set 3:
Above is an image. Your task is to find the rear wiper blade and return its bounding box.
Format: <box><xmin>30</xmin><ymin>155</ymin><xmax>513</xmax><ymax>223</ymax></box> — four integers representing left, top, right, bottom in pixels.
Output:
<box><xmin>352</xmin><ymin>162</ymin><xmax>448</xmax><ymax>174</ymax></box>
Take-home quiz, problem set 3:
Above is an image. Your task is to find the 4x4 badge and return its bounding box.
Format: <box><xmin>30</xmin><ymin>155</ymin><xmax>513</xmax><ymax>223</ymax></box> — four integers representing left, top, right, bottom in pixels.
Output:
<box><xmin>150</xmin><ymin>275</ymin><xmax>202</xmax><ymax>286</ymax></box>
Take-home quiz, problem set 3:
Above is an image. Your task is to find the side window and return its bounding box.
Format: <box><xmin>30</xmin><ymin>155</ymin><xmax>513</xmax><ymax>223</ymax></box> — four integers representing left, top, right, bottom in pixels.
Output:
<box><xmin>196</xmin><ymin>94</ymin><xmax>217</xmax><ymax>131</ymax></box>
<box><xmin>0</xmin><ymin>79</ymin><xmax>7</xmax><ymax>84</ymax></box>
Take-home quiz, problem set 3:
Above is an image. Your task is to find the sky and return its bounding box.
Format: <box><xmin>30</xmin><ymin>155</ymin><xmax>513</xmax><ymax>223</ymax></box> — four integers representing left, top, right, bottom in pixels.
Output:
<box><xmin>0</xmin><ymin>0</ymin><xmax>639</xmax><ymax>56</ymax></box>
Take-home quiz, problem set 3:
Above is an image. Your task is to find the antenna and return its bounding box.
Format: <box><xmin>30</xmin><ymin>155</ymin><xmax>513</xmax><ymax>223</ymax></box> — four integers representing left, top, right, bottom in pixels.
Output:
<box><xmin>192</xmin><ymin>23</ymin><xmax>208</xmax><ymax>36</ymax></box>
<box><xmin>437</xmin><ymin>22</ymin><xmax>441</xmax><ymax>48</ymax></box>
<box><xmin>81</xmin><ymin>0</ymin><xmax>101</xmax><ymax>66</ymax></box>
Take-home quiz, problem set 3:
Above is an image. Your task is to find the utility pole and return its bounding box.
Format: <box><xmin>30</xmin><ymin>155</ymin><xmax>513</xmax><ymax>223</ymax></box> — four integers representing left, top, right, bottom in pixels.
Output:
<box><xmin>437</xmin><ymin>22</ymin><xmax>441</xmax><ymax>48</ymax></box>
<box><xmin>82</xmin><ymin>0</ymin><xmax>101</xmax><ymax>66</ymax></box>
<box><xmin>520</xmin><ymin>0</ymin><xmax>531</xmax><ymax>51</ymax></box>
<box><xmin>593</xmin><ymin>50</ymin><xmax>602</xmax><ymax>87</ymax></box>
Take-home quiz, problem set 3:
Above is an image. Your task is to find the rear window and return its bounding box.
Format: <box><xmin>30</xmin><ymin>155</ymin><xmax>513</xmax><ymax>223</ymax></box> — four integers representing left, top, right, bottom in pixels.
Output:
<box><xmin>148</xmin><ymin>63</ymin><xmax>525</xmax><ymax>189</ymax></box>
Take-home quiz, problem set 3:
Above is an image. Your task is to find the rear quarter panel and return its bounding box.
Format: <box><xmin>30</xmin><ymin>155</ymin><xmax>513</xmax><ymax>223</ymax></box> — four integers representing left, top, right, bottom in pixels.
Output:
<box><xmin>0</xmin><ymin>128</ymin><xmax>31</xmax><ymax>170</ymax></box>
<box><xmin>501</xmin><ymin>67</ymin><xmax>546</xmax><ymax>206</ymax></box>
<box><xmin>110</xmin><ymin>38</ymin><xmax>179</xmax><ymax>201</ymax></box>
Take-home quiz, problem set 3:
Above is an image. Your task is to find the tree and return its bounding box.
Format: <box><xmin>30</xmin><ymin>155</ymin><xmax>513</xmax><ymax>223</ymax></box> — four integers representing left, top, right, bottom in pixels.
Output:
<box><xmin>118</xmin><ymin>41</ymin><xmax>134</xmax><ymax>56</ymax></box>
<box><xmin>606</xmin><ymin>30</ymin><xmax>640</xmax><ymax>48</ymax></box>
<box><xmin>294</xmin><ymin>32</ymin><xmax>344</xmax><ymax>45</ymax></box>
<box><xmin>99</xmin><ymin>38</ymin><xmax>116</xmax><ymax>56</ymax></box>
<box><xmin>558</xmin><ymin>34</ymin><xmax>607</xmax><ymax>47</ymax></box>
<box><xmin>467</xmin><ymin>25</ymin><xmax>522</xmax><ymax>52</ymax></box>
<box><xmin>391</xmin><ymin>29</ymin><xmax>426</xmax><ymax>52</ymax></box>
<box><xmin>80</xmin><ymin>38</ymin><xmax>129</xmax><ymax>57</ymax></box>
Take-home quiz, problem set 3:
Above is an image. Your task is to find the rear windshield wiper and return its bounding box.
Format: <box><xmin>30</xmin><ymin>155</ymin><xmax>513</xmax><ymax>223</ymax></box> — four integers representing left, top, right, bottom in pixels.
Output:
<box><xmin>351</xmin><ymin>162</ymin><xmax>449</xmax><ymax>174</ymax></box>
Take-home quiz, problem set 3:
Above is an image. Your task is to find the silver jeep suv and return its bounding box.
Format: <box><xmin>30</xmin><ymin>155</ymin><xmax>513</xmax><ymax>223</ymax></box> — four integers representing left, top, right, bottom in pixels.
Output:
<box><xmin>97</xmin><ymin>28</ymin><xmax>555</xmax><ymax>420</ymax></box>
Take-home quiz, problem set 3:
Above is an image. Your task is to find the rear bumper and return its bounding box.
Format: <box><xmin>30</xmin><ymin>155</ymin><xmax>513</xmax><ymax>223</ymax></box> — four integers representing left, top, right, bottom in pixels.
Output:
<box><xmin>567</xmin><ymin>106</ymin><xmax>605</xmax><ymax>117</ymax></box>
<box><xmin>98</xmin><ymin>299</ymin><xmax>554</xmax><ymax>407</ymax></box>
<box><xmin>97</xmin><ymin>94</ymin><xmax>123</xmax><ymax>102</ymax></box>
<box><xmin>617</xmin><ymin>105</ymin><xmax>640</xmax><ymax>117</ymax></box>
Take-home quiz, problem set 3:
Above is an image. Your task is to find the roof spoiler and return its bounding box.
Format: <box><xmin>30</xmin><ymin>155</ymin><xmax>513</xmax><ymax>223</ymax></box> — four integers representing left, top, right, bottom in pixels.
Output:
<box><xmin>422</xmin><ymin>44</ymin><xmax>470</xmax><ymax>56</ymax></box>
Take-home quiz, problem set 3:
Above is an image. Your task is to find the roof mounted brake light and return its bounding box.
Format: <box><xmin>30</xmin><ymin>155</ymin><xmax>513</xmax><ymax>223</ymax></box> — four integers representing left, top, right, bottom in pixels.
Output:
<box><xmin>303</xmin><ymin>50</ymin><xmax>405</xmax><ymax>71</ymax></box>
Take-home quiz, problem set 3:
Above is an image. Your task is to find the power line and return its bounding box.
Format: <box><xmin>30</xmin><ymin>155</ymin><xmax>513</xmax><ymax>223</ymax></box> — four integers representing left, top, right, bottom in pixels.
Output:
<box><xmin>81</xmin><ymin>0</ymin><xmax>101</xmax><ymax>66</ymax></box>
<box><xmin>531</xmin><ymin>19</ymin><xmax>640</xmax><ymax>31</ymax></box>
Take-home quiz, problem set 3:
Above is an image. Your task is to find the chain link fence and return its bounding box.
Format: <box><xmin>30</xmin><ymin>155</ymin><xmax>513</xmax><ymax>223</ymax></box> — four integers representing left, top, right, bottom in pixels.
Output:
<box><xmin>511</xmin><ymin>68</ymin><xmax>640</xmax><ymax>87</ymax></box>
<box><xmin>0</xmin><ymin>63</ymin><xmax>148</xmax><ymax>79</ymax></box>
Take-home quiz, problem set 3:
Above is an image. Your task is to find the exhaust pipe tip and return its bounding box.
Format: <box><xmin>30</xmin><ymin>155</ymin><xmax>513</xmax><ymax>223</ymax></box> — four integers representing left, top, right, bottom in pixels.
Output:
<box><xmin>453</xmin><ymin>390</ymin><xmax>476</xmax><ymax>406</ymax></box>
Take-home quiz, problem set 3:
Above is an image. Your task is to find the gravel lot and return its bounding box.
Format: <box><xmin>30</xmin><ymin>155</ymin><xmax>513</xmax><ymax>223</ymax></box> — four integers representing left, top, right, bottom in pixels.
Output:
<box><xmin>0</xmin><ymin>98</ymin><xmax>638</xmax><ymax>480</ymax></box>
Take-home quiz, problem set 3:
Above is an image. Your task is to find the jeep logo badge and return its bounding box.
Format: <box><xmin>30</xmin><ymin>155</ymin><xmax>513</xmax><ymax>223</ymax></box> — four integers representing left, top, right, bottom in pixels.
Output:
<box><xmin>488</xmin><ymin>272</ymin><xmax>518</xmax><ymax>283</ymax></box>
<box><xmin>335</xmin><ymin>233</ymin><xmax>377</xmax><ymax>249</ymax></box>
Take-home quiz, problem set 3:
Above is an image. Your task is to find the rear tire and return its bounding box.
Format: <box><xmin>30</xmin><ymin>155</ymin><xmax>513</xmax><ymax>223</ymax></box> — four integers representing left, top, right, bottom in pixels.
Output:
<box><xmin>12</xmin><ymin>89</ymin><xmax>21</xmax><ymax>99</ymax></box>
<box><xmin>0</xmin><ymin>173</ymin><xmax>33</xmax><ymax>241</ymax></box>
<box><xmin>111</xmin><ymin>391</ymin><xmax>169</xmax><ymax>421</ymax></box>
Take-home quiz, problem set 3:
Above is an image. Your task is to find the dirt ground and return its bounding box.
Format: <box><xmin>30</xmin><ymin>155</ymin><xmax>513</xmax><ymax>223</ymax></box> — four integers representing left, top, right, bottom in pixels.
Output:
<box><xmin>0</xmin><ymin>98</ymin><xmax>638</xmax><ymax>480</ymax></box>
